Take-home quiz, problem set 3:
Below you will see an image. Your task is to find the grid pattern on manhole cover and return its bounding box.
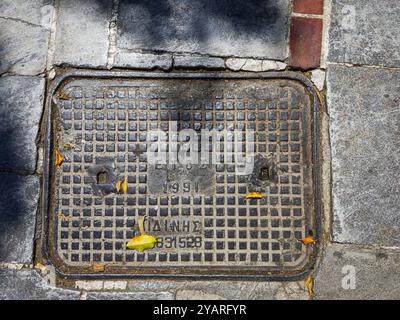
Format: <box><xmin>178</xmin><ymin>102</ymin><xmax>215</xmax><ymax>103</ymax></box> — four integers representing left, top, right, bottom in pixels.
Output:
<box><xmin>47</xmin><ymin>72</ymin><xmax>319</xmax><ymax>277</ymax></box>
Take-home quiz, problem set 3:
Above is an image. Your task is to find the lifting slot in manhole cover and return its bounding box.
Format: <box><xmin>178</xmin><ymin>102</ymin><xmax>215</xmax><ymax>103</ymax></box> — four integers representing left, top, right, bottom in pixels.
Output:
<box><xmin>43</xmin><ymin>71</ymin><xmax>321</xmax><ymax>279</ymax></box>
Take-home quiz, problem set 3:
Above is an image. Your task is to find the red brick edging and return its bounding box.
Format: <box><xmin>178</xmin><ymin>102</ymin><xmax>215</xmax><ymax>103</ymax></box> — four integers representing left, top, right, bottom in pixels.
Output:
<box><xmin>289</xmin><ymin>0</ymin><xmax>324</xmax><ymax>70</ymax></box>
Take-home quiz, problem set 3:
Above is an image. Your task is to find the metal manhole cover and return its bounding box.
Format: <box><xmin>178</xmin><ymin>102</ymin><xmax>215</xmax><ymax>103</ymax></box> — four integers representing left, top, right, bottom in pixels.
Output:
<box><xmin>43</xmin><ymin>71</ymin><xmax>321</xmax><ymax>279</ymax></box>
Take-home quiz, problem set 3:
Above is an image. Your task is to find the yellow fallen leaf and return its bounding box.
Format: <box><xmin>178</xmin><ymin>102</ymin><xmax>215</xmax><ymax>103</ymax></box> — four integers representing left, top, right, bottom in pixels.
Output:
<box><xmin>137</xmin><ymin>217</ymin><xmax>145</xmax><ymax>235</ymax></box>
<box><xmin>300</xmin><ymin>236</ymin><xmax>316</xmax><ymax>245</ymax></box>
<box><xmin>316</xmin><ymin>90</ymin><xmax>325</xmax><ymax>105</ymax></box>
<box><xmin>92</xmin><ymin>263</ymin><xmax>105</xmax><ymax>273</ymax></box>
<box><xmin>55</xmin><ymin>149</ymin><xmax>63</xmax><ymax>168</ymax></box>
<box><xmin>126</xmin><ymin>234</ymin><xmax>157</xmax><ymax>252</ymax></box>
<box><xmin>58</xmin><ymin>212</ymin><xmax>69</xmax><ymax>221</ymax></box>
<box><xmin>122</xmin><ymin>176</ymin><xmax>128</xmax><ymax>194</ymax></box>
<box><xmin>245</xmin><ymin>192</ymin><xmax>263</xmax><ymax>200</ymax></box>
<box><xmin>126</xmin><ymin>216</ymin><xmax>157</xmax><ymax>252</ymax></box>
<box><xmin>35</xmin><ymin>263</ymin><xmax>46</xmax><ymax>272</ymax></box>
<box><xmin>56</xmin><ymin>91</ymin><xmax>70</xmax><ymax>100</ymax></box>
<box><xmin>63</xmin><ymin>143</ymin><xmax>74</xmax><ymax>149</ymax></box>
<box><xmin>305</xmin><ymin>276</ymin><xmax>314</xmax><ymax>297</ymax></box>
<box><xmin>116</xmin><ymin>180</ymin><xmax>122</xmax><ymax>193</ymax></box>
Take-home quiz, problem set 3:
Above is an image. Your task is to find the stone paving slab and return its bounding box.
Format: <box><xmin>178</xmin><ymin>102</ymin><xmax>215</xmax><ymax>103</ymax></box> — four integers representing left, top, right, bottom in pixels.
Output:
<box><xmin>0</xmin><ymin>0</ymin><xmax>53</xmax><ymax>28</ymax></box>
<box><xmin>315</xmin><ymin>243</ymin><xmax>400</xmax><ymax>300</ymax></box>
<box><xmin>0</xmin><ymin>269</ymin><xmax>80</xmax><ymax>300</ymax></box>
<box><xmin>0</xmin><ymin>18</ymin><xmax>50</xmax><ymax>75</ymax></box>
<box><xmin>0</xmin><ymin>76</ymin><xmax>45</xmax><ymax>173</ymax></box>
<box><xmin>0</xmin><ymin>76</ymin><xmax>44</xmax><ymax>171</ymax></box>
<box><xmin>327</xmin><ymin>65</ymin><xmax>400</xmax><ymax>247</ymax></box>
<box><xmin>54</xmin><ymin>0</ymin><xmax>112</xmax><ymax>67</ymax></box>
<box><xmin>328</xmin><ymin>0</ymin><xmax>400</xmax><ymax>67</ymax></box>
<box><xmin>117</xmin><ymin>0</ymin><xmax>289</xmax><ymax>60</ymax></box>
<box><xmin>0</xmin><ymin>174</ymin><xmax>39</xmax><ymax>264</ymax></box>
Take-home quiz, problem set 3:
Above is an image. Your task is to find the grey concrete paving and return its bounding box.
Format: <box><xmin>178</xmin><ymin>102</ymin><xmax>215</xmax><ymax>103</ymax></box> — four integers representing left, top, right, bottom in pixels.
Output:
<box><xmin>117</xmin><ymin>0</ymin><xmax>289</xmax><ymax>59</ymax></box>
<box><xmin>328</xmin><ymin>0</ymin><xmax>400</xmax><ymax>67</ymax></box>
<box><xmin>0</xmin><ymin>174</ymin><xmax>39</xmax><ymax>264</ymax></box>
<box><xmin>0</xmin><ymin>269</ymin><xmax>80</xmax><ymax>300</ymax></box>
<box><xmin>54</xmin><ymin>0</ymin><xmax>112</xmax><ymax>67</ymax></box>
<box><xmin>0</xmin><ymin>76</ymin><xmax>45</xmax><ymax>173</ymax></box>
<box><xmin>327</xmin><ymin>65</ymin><xmax>400</xmax><ymax>247</ymax></box>
<box><xmin>0</xmin><ymin>18</ymin><xmax>50</xmax><ymax>75</ymax></box>
<box><xmin>315</xmin><ymin>243</ymin><xmax>400</xmax><ymax>300</ymax></box>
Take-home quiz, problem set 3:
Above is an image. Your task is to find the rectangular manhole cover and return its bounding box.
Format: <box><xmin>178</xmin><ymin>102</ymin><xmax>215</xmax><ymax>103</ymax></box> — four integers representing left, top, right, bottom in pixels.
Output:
<box><xmin>44</xmin><ymin>71</ymin><xmax>321</xmax><ymax>279</ymax></box>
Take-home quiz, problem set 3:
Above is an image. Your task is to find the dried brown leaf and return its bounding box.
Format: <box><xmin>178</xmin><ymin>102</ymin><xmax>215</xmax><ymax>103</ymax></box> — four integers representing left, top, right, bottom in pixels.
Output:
<box><xmin>116</xmin><ymin>180</ymin><xmax>122</xmax><ymax>193</ymax></box>
<box><xmin>92</xmin><ymin>263</ymin><xmax>105</xmax><ymax>273</ymax></box>
<box><xmin>300</xmin><ymin>236</ymin><xmax>316</xmax><ymax>245</ymax></box>
<box><xmin>56</xmin><ymin>91</ymin><xmax>70</xmax><ymax>100</ymax></box>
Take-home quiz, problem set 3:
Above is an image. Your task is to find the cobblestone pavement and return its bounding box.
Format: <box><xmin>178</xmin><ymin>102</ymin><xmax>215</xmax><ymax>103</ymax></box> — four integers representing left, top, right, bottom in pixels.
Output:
<box><xmin>0</xmin><ymin>0</ymin><xmax>399</xmax><ymax>300</ymax></box>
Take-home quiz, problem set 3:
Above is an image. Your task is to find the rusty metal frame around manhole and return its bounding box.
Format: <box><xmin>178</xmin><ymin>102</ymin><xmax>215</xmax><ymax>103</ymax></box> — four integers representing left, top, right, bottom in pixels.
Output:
<box><xmin>41</xmin><ymin>70</ymin><xmax>322</xmax><ymax>281</ymax></box>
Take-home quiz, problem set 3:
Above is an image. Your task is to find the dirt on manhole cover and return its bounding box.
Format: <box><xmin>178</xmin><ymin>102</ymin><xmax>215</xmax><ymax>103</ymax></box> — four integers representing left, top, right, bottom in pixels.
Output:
<box><xmin>43</xmin><ymin>71</ymin><xmax>321</xmax><ymax>279</ymax></box>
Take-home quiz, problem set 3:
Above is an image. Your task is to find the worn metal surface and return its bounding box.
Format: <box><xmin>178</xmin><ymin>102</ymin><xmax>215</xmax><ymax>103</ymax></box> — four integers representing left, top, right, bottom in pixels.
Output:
<box><xmin>44</xmin><ymin>71</ymin><xmax>321</xmax><ymax>279</ymax></box>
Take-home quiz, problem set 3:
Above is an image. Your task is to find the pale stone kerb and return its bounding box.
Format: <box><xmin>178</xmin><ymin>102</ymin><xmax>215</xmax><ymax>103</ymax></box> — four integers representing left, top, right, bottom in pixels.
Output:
<box><xmin>85</xmin><ymin>291</ymin><xmax>174</xmax><ymax>300</ymax></box>
<box><xmin>175</xmin><ymin>290</ymin><xmax>225</xmax><ymax>300</ymax></box>
<box><xmin>173</xmin><ymin>54</ymin><xmax>225</xmax><ymax>69</ymax></box>
<box><xmin>311</xmin><ymin>66</ymin><xmax>331</xmax><ymax>273</ymax></box>
<box><xmin>113</xmin><ymin>52</ymin><xmax>289</xmax><ymax>72</ymax></box>
<box><xmin>126</xmin><ymin>280</ymin><xmax>281</xmax><ymax>300</ymax></box>
<box><xmin>75</xmin><ymin>281</ymin><xmax>104</xmax><ymax>291</ymax></box>
<box><xmin>225</xmin><ymin>58</ymin><xmax>287</xmax><ymax>72</ymax></box>
<box><xmin>274</xmin><ymin>281</ymin><xmax>309</xmax><ymax>300</ymax></box>
<box><xmin>0</xmin><ymin>263</ymin><xmax>34</xmax><ymax>270</ymax></box>
<box><xmin>310</xmin><ymin>69</ymin><xmax>326</xmax><ymax>91</ymax></box>
<box><xmin>113</xmin><ymin>51</ymin><xmax>173</xmax><ymax>70</ymax></box>
<box><xmin>320</xmin><ymin>0</ymin><xmax>332</xmax><ymax>68</ymax></box>
<box><xmin>75</xmin><ymin>280</ymin><xmax>127</xmax><ymax>291</ymax></box>
<box><xmin>320</xmin><ymin>110</ymin><xmax>332</xmax><ymax>242</ymax></box>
